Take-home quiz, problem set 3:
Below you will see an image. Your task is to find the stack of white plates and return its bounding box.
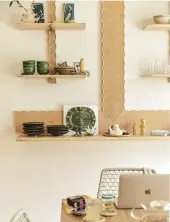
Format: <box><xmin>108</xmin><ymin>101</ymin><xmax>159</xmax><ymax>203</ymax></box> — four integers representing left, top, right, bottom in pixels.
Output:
<box><xmin>150</xmin><ymin>130</ymin><xmax>169</xmax><ymax>136</ymax></box>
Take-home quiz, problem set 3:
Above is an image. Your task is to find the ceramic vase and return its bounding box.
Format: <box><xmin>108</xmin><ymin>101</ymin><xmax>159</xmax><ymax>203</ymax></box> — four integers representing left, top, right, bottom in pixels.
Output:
<box><xmin>21</xmin><ymin>9</ymin><xmax>35</xmax><ymax>23</ymax></box>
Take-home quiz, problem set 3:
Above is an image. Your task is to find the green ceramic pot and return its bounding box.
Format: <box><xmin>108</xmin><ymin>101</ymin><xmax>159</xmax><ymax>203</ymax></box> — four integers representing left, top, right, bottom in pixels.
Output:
<box><xmin>23</xmin><ymin>60</ymin><xmax>35</xmax><ymax>64</ymax></box>
<box><xmin>37</xmin><ymin>62</ymin><xmax>49</xmax><ymax>69</ymax></box>
<box><xmin>23</xmin><ymin>67</ymin><xmax>35</xmax><ymax>75</ymax></box>
<box><xmin>23</xmin><ymin>64</ymin><xmax>35</xmax><ymax>68</ymax></box>
<box><xmin>37</xmin><ymin>69</ymin><xmax>49</xmax><ymax>75</ymax></box>
<box><xmin>37</xmin><ymin>61</ymin><xmax>48</xmax><ymax>64</ymax></box>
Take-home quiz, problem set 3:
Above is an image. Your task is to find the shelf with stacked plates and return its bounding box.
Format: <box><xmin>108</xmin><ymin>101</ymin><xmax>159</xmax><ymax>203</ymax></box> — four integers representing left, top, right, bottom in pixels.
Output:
<box><xmin>16</xmin><ymin>122</ymin><xmax>170</xmax><ymax>142</ymax></box>
<box><xmin>16</xmin><ymin>22</ymin><xmax>86</xmax><ymax>31</ymax></box>
<box><xmin>15</xmin><ymin>111</ymin><xmax>170</xmax><ymax>142</ymax></box>
<box><xmin>16</xmin><ymin>134</ymin><xmax>170</xmax><ymax>141</ymax></box>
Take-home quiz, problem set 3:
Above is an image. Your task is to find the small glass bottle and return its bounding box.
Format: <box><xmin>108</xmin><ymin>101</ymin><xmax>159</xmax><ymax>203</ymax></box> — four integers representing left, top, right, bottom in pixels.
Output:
<box><xmin>100</xmin><ymin>195</ymin><xmax>116</xmax><ymax>216</ymax></box>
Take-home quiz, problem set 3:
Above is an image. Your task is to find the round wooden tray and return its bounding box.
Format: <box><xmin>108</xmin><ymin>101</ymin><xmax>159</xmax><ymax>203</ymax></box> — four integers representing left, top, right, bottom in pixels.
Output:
<box><xmin>54</xmin><ymin>66</ymin><xmax>74</xmax><ymax>70</ymax></box>
<box><xmin>103</xmin><ymin>133</ymin><xmax>131</xmax><ymax>137</ymax></box>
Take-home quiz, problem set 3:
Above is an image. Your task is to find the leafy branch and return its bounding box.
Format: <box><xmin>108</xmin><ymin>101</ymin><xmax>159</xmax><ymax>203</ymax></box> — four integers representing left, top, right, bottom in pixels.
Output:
<box><xmin>9</xmin><ymin>0</ymin><xmax>27</xmax><ymax>12</ymax></box>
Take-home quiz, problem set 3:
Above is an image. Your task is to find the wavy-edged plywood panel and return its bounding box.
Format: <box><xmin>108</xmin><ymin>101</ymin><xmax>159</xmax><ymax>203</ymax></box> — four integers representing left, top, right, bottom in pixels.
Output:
<box><xmin>102</xmin><ymin>2</ymin><xmax>124</xmax><ymax>120</ymax></box>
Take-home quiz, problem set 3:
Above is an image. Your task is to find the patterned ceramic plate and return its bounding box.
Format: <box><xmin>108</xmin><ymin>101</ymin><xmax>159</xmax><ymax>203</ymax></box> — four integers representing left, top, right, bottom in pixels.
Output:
<box><xmin>66</xmin><ymin>107</ymin><xmax>96</xmax><ymax>132</ymax></box>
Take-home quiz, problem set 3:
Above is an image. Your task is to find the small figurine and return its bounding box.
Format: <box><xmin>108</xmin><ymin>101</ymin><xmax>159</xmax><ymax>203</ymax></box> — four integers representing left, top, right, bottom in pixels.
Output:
<box><xmin>108</xmin><ymin>124</ymin><xmax>125</xmax><ymax>135</ymax></box>
<box><xmin>140</xmin><ymin>119</ymin><xmax>146</xmax><ymax>136</ymax></box>
<box><xmin>80</xmin><ymin>58</ymin><xmax>84</xmax><ymax>73</ymax></box>
<box><xmin>84</xmin><ymin>127</ymin><xmax>96</xmax><ymax>136</ymax></box>
<box><xmin>132</xmin><ymin>121</ymin><xmax>137</xmax><ymax>135</ymax></box>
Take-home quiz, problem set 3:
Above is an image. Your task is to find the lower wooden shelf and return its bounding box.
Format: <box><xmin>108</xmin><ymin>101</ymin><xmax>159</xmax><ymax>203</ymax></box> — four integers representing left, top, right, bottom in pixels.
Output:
<box><xmin>16</xmin><ymin>134</ymin><xmax>170</xmax><ymax>141</ymax></box>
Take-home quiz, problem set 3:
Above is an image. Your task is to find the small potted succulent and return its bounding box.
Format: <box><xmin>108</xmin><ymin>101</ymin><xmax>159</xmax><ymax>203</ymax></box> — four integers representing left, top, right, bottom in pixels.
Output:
<box><xmin>9</xmin><ymin>0</ymin><xmax>35</xmax><ymax>23</ymax></box>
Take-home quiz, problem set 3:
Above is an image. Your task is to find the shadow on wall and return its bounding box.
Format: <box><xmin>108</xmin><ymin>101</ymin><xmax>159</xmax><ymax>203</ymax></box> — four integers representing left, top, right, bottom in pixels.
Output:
<box><xmin>136</xmin><ymin>19</ymin><xmax>153</xmax><ymax>29</ymax></box>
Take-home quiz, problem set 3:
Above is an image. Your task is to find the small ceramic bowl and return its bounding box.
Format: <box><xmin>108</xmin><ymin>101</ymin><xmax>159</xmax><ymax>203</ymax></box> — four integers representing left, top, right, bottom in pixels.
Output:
<box><xmin>153</xmin><ymin>15</ymin><xmax>170</xmax><ymax>24</ymax></box>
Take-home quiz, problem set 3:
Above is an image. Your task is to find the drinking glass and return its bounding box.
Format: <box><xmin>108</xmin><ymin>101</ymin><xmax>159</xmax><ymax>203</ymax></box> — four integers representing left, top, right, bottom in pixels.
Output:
<box><xmin>86</xmin><ymin>199</ymin><xmax>101</xmax><ymax>221</ymax></box>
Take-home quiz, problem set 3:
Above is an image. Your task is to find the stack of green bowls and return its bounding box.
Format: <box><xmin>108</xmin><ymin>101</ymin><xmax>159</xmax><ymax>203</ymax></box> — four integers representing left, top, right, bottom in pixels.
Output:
<box><xmin>23</xmin><ymin>60</ymin><xmax>35</xmax><ymax>75</ymax></box>
<box><xmin>37</xmin><ymin>61</ymin><xmax>49</xmax><ymax>75</ymax></box>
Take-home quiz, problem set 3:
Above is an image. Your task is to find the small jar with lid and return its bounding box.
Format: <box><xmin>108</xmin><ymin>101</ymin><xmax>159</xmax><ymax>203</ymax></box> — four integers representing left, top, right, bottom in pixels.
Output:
<box><xmin>100</xmin><ymin>195</ymin><xmax>116</xmax><ymax>217</ymax></box>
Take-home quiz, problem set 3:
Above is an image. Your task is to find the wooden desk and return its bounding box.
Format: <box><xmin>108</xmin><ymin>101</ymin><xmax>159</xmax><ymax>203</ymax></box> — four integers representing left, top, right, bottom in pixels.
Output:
<box><xmin>60</xmin><ymin>204</ymin><xmax>142</xmax><ymax>222</ymax></box>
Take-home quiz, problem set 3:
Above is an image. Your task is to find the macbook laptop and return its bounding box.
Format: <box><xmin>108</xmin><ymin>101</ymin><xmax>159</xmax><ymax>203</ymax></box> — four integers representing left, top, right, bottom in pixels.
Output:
<box><xmin>115</xmin><ymin>174</ymin><xmax>170</xmax><ymax>209</ymax></box>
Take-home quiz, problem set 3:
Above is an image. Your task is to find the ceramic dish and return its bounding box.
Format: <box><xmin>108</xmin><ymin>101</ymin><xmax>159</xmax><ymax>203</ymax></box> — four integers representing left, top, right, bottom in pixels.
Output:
<box><xmin>47</xmin><ymin>131</ymin><xmax>69</xmax><ymax>136</ymax></box>
<box><xmin>47</xmin><ymin>128</ymin><xmax>68</xmax><ymax>132</ymax></box>
<box><xmin>23</xmin><ymin>122</ymin><xmax>44</xmax><ymax>126</ymax></box>
<box><xmin>23</xmin><ymin>125</ymin><xmax>44</xmax><ymax>130</ymax></box>
<box><xmin>100</xmin><ymin>210</ymin><xmax>116</xmax><ymax>217</ymax></box>
<box><xmin>23</xmin><ymin>129</ymin><xmax>45</xmax><ymax>133</ymax></box>
<box><xmin>83</xmin><ymin>216</ymin><xmax>105</xmax><ymax>222</ymax></box>
<box><xmin>24</xmin><ymin>132</ymin><xmax>44</xmax><ymax>136</ymax></box>
<box><xmin>72</xmin><ymin>210</ymin><xmax>86</xmax><ymax>216</ymax></box>
<box><xmin>153</xmin><ymin>15</ymin><xmax>170</xmax><ymax>24</ymax></box>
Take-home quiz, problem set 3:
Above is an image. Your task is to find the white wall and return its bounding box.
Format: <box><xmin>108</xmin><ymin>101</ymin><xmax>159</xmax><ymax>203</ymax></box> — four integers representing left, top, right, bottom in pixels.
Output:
<box><xmin>1</xmin><ymin>2</ymin><xmax>170</xmax><ymax>222</ymax></box>
<box><xmin>125</xmin><ymin>2</ymin><xmax>170</xmax><ymax>110</ymax></box>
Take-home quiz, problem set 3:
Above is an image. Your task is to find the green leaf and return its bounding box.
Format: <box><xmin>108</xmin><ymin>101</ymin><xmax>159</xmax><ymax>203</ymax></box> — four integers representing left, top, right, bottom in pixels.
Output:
<box><xmin>9</xmin><ymin>1</ymin><xmax>13</xmax><ymax>7</ymax></box>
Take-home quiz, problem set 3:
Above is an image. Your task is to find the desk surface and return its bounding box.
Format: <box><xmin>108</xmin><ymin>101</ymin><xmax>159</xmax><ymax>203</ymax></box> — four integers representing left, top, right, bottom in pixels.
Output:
<box><xmin>60</xmin><ymin>204</ymin><xmax>142</xmax><ymax>222</ymax></box>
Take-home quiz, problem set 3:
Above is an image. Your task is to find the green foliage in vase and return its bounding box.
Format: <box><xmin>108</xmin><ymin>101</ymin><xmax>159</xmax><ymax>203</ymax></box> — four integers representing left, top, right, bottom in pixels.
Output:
<box><xmin>9</xmin><ymin>0</ymin><xmax>33</xmax><ymax>12</ymax></box>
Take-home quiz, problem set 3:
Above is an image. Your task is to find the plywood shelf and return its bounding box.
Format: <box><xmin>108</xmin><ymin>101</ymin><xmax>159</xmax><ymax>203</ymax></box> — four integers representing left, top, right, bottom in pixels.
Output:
<box><xmin>143</xmin><ymin>24</ymin><xmax>170</xmax><ymax>31</ymax></box>
<box><xmin>16</xmin><ymin>134</ymin><xmax>170</xmax><ymax>142</ymax></box>
<box><xmin>141</xmin><ymin>74</ymin><xmax>170</xmax><ymax>78</ymax></box>
<box><xmin>52</xmin><ymin>22</ymin><xmax>86</xmax><ymax>30</ymax></box>
<box><xmin>20</xmin><ymin>73</ymin><xmax>87</xmax><ymax>79</ymax></box>
<box><xmin>16</xmin><ymin>22</ymin><xmax>86</xmax><ymax>31</ymax></box>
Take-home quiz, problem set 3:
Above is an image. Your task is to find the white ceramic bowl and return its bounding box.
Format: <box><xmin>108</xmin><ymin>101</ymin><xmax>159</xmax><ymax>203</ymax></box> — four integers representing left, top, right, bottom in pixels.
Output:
<box><xmin>153</xmin><ymin>15</ymin><xmax>170</xmax><ymax>24</ymax></box>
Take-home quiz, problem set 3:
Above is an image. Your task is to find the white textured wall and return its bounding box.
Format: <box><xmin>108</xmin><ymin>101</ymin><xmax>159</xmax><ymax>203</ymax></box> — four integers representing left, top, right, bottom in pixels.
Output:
<box><xmin>125</xmin><ymin>1</ymin><xmax>170</xmax><ymax>110</ymax></box>
<box><xmin>0</xmin><ymin>2</ymin><xmax>170</xmax><ymax>222</ymax></box>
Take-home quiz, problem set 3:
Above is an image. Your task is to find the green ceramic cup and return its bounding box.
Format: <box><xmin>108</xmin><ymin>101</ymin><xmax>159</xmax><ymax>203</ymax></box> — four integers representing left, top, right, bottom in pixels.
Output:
<box><xmin>23</xmin><ymin>64</ymin><xmax>35</xmax><ymax>68</ymax></box>
<box><xmin>37</xmin><ymin>61</ymin><xmax>49</xmax><ymax>68</ymax></box>
<box><xmin>23</xmin><ymin>60</ymin><xmax>35</xmax><ymax>65</ymax></box>
<box><xmin>23</xmin><ymin>67</ymin><xmax>35</xmax><ymax>75</ymax></box>
<box><xmin>37</xmin><ymin>69</ymin><xmax>49</xmax><ymax>75</ymax></box>
<box><xmin>37</xmin><ymin>61</ymin><xmax>49</xmax><ymax>74</ymax></box>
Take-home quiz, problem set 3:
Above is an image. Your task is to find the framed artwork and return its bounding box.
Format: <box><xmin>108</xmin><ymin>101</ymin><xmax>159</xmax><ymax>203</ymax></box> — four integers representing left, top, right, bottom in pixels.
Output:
<box><xmin>63</xmin><ymin>3</ymin><xmax>75</xmax><ymax>23</ymax></box>
<box><xmin>63</xmin><ymin>105</ymin><xmax>98</xmax><ymax>135</ymax></box>
<box><xmin>32</xmin><ymin>3</ymin><xmax>45</xmax><ymax>23</ymax></box>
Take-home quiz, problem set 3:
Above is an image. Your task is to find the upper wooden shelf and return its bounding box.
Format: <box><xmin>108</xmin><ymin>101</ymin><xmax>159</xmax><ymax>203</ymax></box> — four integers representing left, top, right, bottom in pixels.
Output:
<box><xmin>20</xmin><ymin>74</ymin><xmax>87</xmax><ymax>79</ymax></box>
<box><xmin>141</xmin><ymin>74</ymin><xmax>170</xmax><ymax>78</ymax></box>
<box><xmin>16</xmin><ymin>134</ymin><xmax>170</xmax><ymax>142</ymax></box>
<box><xmin>143</xmin><ymin>24</ymin><xmax>170</xmax><ymax>31</ymax></box>
<box><xmin>16</xmin><ymin>22</ymin><xmax>86</xmax><ymax>31</ymax></box>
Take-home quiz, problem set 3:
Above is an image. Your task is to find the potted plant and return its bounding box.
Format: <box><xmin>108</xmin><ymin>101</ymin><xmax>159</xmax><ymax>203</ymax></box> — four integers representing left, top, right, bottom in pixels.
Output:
<box><xmin>9</xmin><ymin>0</ymin><xmax>35</xmax><ymax>23</ymax></box>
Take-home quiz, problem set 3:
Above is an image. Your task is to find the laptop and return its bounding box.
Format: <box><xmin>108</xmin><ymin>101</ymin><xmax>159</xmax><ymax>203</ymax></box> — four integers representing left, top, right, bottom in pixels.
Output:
<box><xmin>115</xmin><ymin>174</ymin><xmax>170</xmax><ymax>209</ymax></box>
